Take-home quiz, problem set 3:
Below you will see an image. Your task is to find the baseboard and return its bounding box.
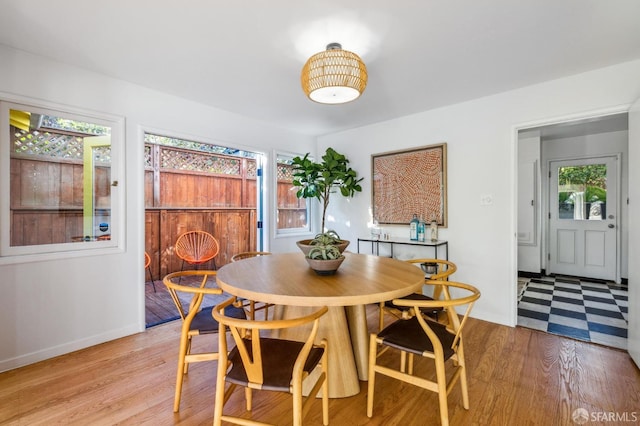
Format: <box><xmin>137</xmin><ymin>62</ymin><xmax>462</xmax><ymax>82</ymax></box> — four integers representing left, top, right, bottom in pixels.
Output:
<box><xmin>0</xmin><ymin>323</ymin><xmax>141</xmax><ymax>373</ymax></box>
<box><xmin>517</xmin><ymin>270</ymin><xmax>542</xmax><ymax>279</ymax></box>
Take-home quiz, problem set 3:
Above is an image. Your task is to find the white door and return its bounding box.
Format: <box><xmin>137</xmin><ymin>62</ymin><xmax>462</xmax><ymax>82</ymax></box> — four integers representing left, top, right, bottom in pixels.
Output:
<box><xmin>548</xmin><ymin>156</ymin><xmax>618</xmax><ymax>281</ymax></box>
<box><xmin>628</xmin><ymin>97</ymin><xmax>640</xmax><ymax>367</ymax></box>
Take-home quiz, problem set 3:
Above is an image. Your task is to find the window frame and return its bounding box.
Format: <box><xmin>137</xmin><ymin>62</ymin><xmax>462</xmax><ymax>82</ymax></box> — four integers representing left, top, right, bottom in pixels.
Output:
<box><xmin>273</xmin><ymin>150</ymin><xmax>312</xmax><ymax>237</ymax></box>
<box><xmin>0</xmin><ymin>98</ymin><xmax>124</xmax><ymax>260</ymax></box>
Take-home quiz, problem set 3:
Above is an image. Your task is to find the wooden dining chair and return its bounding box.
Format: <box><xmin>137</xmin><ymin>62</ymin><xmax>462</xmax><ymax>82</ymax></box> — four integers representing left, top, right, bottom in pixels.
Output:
<box><xmin>230</xmin><ymin>251</ymin><xmax>274</xmax><ymax>320</ymax></box>
<box><xmin>174</xmin><ymin>230</ymin><xmax>220</xmax><ymax>271</ymax></box>
<box><xmin>367</xmin><ymin>280</ymin><xmax>480</xmax><ymax>426</ymax></box>
<box><xmin>379</xmin><ymin>258</ymin><xmax>457</xmax><ymax>331</ymax></box>
<box><xmin>162</xmin><ymin>270</ymin><xmax>246</xmax><ymax>412</ymax></box>
<box><xmin>213</xmin><ymin>297</ymin><xmax>329</xmax><ymax>426</ymax></box>
<box><xmin>144</xmin><ymin>251</ymin><xmax>157</xmax><ymax>292</ymax></box>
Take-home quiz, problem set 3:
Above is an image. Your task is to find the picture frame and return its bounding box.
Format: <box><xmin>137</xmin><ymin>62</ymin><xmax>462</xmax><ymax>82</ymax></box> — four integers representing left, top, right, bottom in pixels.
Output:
<box><xmin>372</xmin><ymin>143</ymin><xmax>447</xmax><ymax>226</ymax></box>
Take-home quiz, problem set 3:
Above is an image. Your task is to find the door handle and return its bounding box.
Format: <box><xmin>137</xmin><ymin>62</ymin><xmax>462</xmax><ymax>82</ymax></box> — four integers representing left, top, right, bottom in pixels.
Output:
<box><xmin>608</xmin><ymin>224</ymin><xmax>615</xmax><ymax>229</ymax></box>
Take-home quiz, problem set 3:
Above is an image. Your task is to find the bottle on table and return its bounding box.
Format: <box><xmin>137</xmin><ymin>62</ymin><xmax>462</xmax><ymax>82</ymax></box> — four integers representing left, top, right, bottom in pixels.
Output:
<box><xmin>409</xmin><ymin>214</ymin><xmax>419</xmax><ymax>241</ymax></box>
<box><xmin>417</xmin><ymin>216</ymin><xmax>425</xmax><ymax>242</ymax></box>
<box><xmin>430</xmin><ymin>219</ymin><xmax>438</xmax><ymax>242</ymax></box>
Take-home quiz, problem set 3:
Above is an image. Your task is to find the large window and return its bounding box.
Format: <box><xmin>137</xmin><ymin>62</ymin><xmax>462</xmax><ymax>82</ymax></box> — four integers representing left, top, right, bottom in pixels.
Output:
<box><xmin>275</xmin><ymin>152</ymin><xmax>309</xmax><ymax>235</ymax></box>
<box><xmin>1</xmin><ymin>101</ymin><xmax>122</xmax><ymax>256</ymax></box>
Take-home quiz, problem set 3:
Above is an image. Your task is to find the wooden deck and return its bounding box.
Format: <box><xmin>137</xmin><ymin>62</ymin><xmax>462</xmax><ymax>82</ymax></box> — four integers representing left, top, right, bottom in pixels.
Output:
<box><xmin>1</xmin><ymin>305</ymin><xmax>638</xmax><ymax>425</ymax></box>
<box><xmin>144</xmin><ymin>277</ymin><xmax>231</xmax><ymax>328</ymax></box>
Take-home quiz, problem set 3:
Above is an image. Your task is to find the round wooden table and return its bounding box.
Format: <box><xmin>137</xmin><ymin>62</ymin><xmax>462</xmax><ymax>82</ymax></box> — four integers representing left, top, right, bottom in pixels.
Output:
<box><xmin>216</xmin><ymin>251</ymin><xmax>424</xmax><ymax>398</ymax></box>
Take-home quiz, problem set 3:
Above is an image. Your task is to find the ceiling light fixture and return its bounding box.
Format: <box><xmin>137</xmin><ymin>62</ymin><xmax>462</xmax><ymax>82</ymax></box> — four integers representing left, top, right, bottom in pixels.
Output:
<box><xmin>301</xmin><ymin>42</ymin><xmax>367</xmax><ymax>104</ymax></box>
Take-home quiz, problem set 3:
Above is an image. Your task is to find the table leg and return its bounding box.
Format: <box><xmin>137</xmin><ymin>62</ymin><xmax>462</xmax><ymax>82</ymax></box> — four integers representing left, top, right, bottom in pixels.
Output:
<box><xmin>345</xmin><ymin>305</ymin><xmax>369</xmax><ymax>380</ymax></box>
<box><xmin>280</xmin><ymin>305</ymin><xmax>360</xmax><ymax>398</ymax></box>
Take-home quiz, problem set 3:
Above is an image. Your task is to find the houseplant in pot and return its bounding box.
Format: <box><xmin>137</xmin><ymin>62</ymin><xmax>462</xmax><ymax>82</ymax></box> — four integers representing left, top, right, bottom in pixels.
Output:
<box><xmin>296</xmin><ymin>229</ymin><xmax>349</xmax><ymax>256</ymax></box>
<box><xmin>305</xmin><ymin>241</ymin><xmax>345</xmax><ymax>275</ymax></box>
<box><xmin>292</xmin><ymin>147</ymin><xmax>363</xmax><ymax>253</ymax></box>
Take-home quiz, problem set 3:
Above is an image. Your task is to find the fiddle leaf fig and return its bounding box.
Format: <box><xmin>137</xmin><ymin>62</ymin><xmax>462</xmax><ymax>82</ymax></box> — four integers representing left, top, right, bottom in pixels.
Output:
<box><xmin>291</xmin><ymin>147</ymin><xmax>363</xmax><ymax>231</ymax></box>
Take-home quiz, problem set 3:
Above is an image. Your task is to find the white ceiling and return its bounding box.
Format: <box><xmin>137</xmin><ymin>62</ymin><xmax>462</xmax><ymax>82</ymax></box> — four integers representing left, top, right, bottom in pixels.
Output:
<box><xmin>1</xmin><ymin>1</ymin><xmax>639</xmax><ymax>137</ymax></box>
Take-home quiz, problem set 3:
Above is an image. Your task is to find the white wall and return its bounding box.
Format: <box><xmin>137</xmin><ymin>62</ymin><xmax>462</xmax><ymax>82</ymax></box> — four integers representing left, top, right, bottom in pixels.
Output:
<box><xmin>0</xmin><ymin>45</ymin><xmax>315</xmax><ymax>372</ymax></box>
<box><xmin>517</xmin><ymin>132</ymin><xmax>542</xmax><ymax>273</ymax></box>
<box><xmin>319</xmin><ymin>60</ymin><xmax>640</xmax><ymax>327</ymax></box>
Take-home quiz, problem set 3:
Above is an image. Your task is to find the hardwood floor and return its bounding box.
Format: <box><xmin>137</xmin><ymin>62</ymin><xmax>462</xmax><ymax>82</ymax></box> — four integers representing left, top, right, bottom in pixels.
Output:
<box><xmin>1</xmin><ymin>305</ymin><xmax>639</xmax><ymax>425</ymax></box>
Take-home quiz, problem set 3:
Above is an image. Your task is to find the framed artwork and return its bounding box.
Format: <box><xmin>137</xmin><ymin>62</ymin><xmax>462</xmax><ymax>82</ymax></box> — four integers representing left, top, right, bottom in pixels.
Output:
<box><xmin>372</xmin><ymin>143</ymin><xmax>447</xmax><ymax>226</ymax></box>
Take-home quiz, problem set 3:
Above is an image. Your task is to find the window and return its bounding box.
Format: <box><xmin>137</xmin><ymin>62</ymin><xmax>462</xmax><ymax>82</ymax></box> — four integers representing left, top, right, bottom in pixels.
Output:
<box><xmin>557</xmin><ymin>164</ymin><xmax>607</xmax><ymax>221</ymax></box>
<box><xmin>275</xmin><ymin>152</ymin><xmax>309</xmax><ymax>235</ymax></box>
<box><xmin>1</xmin><ymin>101</ymin><xmax>122</xmax><ymax>256</ymax></box>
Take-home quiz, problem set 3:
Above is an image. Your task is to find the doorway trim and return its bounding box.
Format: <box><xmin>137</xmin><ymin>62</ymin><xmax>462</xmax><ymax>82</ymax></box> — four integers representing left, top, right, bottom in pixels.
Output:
<box><xmin>510</xmin><ymin>104</ymin><xmax>631</xmax><ymax>327</ymax></box>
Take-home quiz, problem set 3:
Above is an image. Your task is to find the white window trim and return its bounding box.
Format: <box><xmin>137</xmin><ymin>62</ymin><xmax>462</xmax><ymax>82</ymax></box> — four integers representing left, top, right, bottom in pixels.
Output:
<box><xmin>0</xmin><ymin>96</ymin><xmax>125</xmax><ymax>262</ymax></box>
<box><xmin>273</xmin><ymin>150</ymin><xmax>313</xmax><ymax>238</ymax></box>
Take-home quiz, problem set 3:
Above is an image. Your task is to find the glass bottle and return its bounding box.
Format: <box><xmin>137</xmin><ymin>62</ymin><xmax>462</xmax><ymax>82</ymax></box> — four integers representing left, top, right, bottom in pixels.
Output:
<box><xmin>417</xmin><ymin>216</ymin><xmax>425</xmax><ymax>242</ymax></box>
<box><xmin>430</xmin><ymin>219</ymin><xmax>438</xmax><ymax>242</ymax></box>
<box><xmin>409</xmin><ymin>214</ymin><xmax>419</xmax><ymax>240</ymax></box>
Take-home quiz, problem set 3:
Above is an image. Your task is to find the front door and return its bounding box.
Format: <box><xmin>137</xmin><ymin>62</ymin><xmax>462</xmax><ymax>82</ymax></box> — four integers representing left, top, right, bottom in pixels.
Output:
<box><xmin>548</xmin><ymin>156</ymin><xmax>618</xmax><ymax>281</ymax></box>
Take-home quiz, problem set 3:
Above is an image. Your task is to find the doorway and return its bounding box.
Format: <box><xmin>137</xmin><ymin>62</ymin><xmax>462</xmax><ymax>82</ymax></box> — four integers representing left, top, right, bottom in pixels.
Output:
<box><xmin>516</xmin><ymin>112</ymin><xmax>629</xmax><ymax>348</ymax></box>
<box><xmin>142</xmin><ymin>132</ymin><xmax>266</xmax><ymax>327</ymax></box>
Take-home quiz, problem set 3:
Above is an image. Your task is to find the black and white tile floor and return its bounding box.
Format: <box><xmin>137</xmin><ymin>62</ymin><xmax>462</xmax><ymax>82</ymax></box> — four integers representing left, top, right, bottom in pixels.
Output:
<box><xmin>517</xmin><ymin>275</ymin><xmax>628</xmax><ymax>350</ymax></box>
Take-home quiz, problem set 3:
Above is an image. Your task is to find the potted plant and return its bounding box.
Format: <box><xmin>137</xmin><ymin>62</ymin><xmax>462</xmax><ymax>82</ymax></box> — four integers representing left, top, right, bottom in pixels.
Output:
<box><xmin>296</xmin><ymin>230</ymin><xmax>350</xmax><ymax>256</ymax></box>
<box><xmin>305</xmin><ymin>241</ymin><xmax>345</xmax><ymax>275</ymax></box>
<box><xmin>291</xmin><ymin>147</ymin><xmax>363</xmax><ymax>251</ymax></box>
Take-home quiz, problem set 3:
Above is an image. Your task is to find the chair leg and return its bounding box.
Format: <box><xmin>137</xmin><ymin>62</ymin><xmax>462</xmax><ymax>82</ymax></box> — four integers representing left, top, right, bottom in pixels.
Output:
<box><xmin>457</xmin><ymin>342</ymin><xmax>470</xmax><ymax>409</ymax></box>
<box><xmin>366</xmin><ymin>334</ymin><xmax>377</xmax><ymax>418</ymax></box>
<box><xmin>244</xmin><ymin>387</ymin><xmax>252</xmax><ymax>411</ymax></box>
<box><xmin>400</xmin><ymin>350</ymin><xmax>407</xmax><ymax>373</ymax></box>
<box><xmin>435</xmin><ymin>356</ymin><xmax>450</xmax><ymax>426</ymax></box>
<box><xmin>378</xmin><ymin>302</ymin><xmax>385</xmax><ymax>332</ymax></box>
<box><xmin>146</xmin><ymin>266</ymin><xmax>157</xmax><ymax>292</ymax></box>
<box><xmin>173</xmin><ymin>328</ymin><xmax>191</xmax><ymax>412</ymax></box>
<box><xmin>319</xmin><ymin>338</ymin><xmax>329</xmax><ymax>426</ymax></box>
<box><xmin>213</xmin><ymin>354</ymin><xmax>227</xmax><ymax>426</ymax></box>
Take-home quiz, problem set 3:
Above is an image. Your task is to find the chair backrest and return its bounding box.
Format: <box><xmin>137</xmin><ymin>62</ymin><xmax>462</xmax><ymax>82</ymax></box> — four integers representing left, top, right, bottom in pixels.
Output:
<box><xmin>144</xmin><ymin>251</ymin><xmax>151</xmax><ymax>269</ymax></box>
<box><xmin>163</xmin><ymin>270</ymin><xmax>223</xmax><ymax>321</ymax></box>
<box><xmin>175</xmin><ymin>231</ymin><xmax>219</xmax><ymax>264</ymax></box>
<box><xmin>405</xmin><ymin>258</ymin><xmax>457</xmax><ymax>281</ymax></box>
<box><xmin>230</xmin><ymin>251</ymin><xmax>272</xmax><ymax>262</ymax></box>
<box><xmin>392</xmin><ymin>280</ymin><xmax>480</xmax><ymax>352</ymax></box>
<box><xmin>213</xmin><ymin>297</ymin><xmax>328</xmax><ymax>386</ymax></box>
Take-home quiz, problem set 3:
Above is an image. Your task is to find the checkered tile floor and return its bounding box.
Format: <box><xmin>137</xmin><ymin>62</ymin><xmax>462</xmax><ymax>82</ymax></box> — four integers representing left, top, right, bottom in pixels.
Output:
<box><xmin>517</xmin><ymin>275</ymin><xmax>628</xmax><ymax>350</ymax></box>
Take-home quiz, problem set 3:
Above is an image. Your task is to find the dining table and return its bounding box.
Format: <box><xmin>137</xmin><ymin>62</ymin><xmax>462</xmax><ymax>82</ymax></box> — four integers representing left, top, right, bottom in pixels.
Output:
<box><xmin>215</xmin><ymin>251</ymin><xmax>425</xmax><ymax>398</ymax></box>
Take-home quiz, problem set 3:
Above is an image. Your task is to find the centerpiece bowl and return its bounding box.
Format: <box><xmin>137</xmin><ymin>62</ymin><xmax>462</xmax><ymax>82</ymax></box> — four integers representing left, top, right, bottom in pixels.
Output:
<box><xmin>305</xmin><ymin>255</ymin><xmax>345</xmax><ymax>276</ymax></box>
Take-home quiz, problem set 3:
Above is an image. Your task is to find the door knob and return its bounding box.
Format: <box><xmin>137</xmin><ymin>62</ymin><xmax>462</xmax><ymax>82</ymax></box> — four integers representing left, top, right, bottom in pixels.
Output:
<box><xmin>608</xmin><ymin>224</ymin><xmax>615</xmax><ymax>229</ymax></box>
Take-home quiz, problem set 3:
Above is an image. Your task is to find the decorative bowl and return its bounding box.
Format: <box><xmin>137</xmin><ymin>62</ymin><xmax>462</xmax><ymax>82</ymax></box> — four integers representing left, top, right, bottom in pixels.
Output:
<box><xmin>305</xmin><ymin>255</ymin><xmax>345</xmax><ymax>276</ymax></box>
<box><xmin>420</xmin><ymin>262</ymin><xmax>439</xmax><ymax>275</ymax></box>
<box><xmin>296</xmin><ymin>239</ymin><xmax>350</xmax><ymax>256</ymax></box>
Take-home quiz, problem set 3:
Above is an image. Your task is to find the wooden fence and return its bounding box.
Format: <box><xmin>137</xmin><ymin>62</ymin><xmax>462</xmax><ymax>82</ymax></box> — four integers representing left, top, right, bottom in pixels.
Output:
<box><xmin>11</xmin><ymin>139</ymin><xmax>305</xmax><ymax>277</ymax></box>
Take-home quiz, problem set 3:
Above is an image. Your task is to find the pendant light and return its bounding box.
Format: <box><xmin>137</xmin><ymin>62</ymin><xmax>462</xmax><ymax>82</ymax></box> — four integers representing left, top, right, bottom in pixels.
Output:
<box><xmin>301</xmin><ymin>42</ymin><xmax>367</xmax><ymax>104</ymax></box>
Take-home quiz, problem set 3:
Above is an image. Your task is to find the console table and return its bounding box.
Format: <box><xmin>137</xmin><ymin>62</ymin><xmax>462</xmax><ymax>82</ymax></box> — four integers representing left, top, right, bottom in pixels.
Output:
<box><xmin>357</xmin><ymin>236</ymin><xmax>449</xmax><ymax>260</ymax></box>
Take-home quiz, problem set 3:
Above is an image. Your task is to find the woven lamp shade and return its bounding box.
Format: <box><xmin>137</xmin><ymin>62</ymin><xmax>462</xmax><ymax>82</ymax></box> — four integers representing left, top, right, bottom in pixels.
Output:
<box><xmin>301</xmin><ymin>43</ymin><xmax>367</xmax><ymax>104</ymax></box>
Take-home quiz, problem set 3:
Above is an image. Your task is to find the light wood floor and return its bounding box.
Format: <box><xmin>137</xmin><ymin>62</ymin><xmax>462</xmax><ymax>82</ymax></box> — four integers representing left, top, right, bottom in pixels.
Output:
<box><xmin>1</xmin><ymin>305</ymin><xmax>639</xmax><ymax>425</ymax></box>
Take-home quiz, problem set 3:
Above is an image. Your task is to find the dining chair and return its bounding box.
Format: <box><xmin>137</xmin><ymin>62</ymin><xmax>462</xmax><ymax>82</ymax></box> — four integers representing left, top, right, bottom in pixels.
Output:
<box><xmin>230</xmin><ymin>251</ymin><xmax>273</xmax><ymax>320</ymax></box>
<box><xmin>379</xmin><ymin>258</ymin><xmax>457</xmax><ymax>331</ymax></box>
<box><xmin>162</xmin><ymin>270</ymin><xmax>246</xmax><ymax>412</ymax></box>
<box><xmin>367</xmin><ymin>280</ymin><xmax>480</xmax><ymax>426</ymax></box>
<box><xmin>144</xmin><ymin>251</ymin><xmax>157</xmax><ymax>292</ymax></box>
<box><xmin>174</xmin><ymin>230</ymin><xmax>220</xmax><ymax>271</ymax></box>
<box><xmin>212</xmin><ymin>297</ymin><xmax>329</xmax><ymax>426</ymax></box>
